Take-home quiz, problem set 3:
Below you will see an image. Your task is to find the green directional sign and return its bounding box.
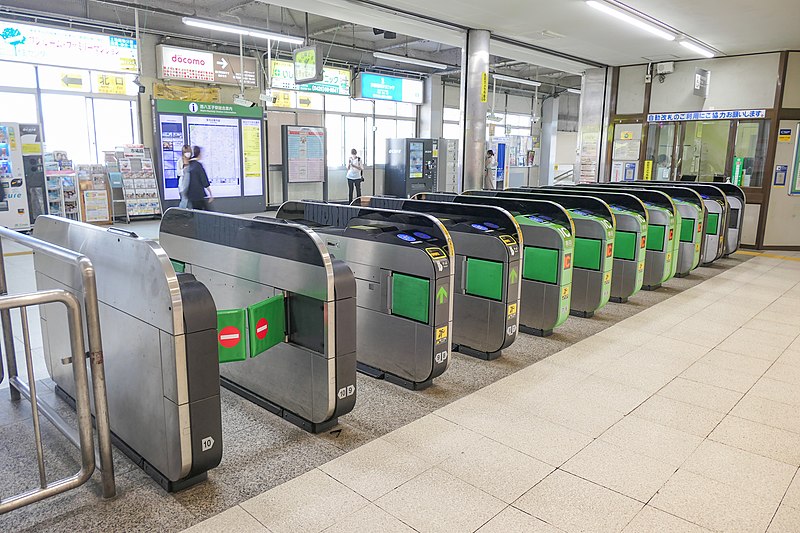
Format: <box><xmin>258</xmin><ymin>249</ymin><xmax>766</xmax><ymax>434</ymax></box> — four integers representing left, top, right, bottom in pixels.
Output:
<box><xmin>437</xmin><ymin>286</ymin><xmax>448</xmax><ymax>304</ymax></box>
<box><xmin>247</xmin><ymin>294</ymin><xmax>286</xmax><ymax>358</ymax></box>
<box><xmin>509</xmin><ymin>267</ymin><xmax>518</xmax><ymax>284</ymax></box>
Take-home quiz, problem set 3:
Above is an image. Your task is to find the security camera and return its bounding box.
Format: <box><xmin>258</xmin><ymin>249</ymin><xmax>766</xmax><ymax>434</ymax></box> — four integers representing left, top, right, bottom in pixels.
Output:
<box><xmin>233</xmin><ymin>94</ymin><xmax>256</xmax><ymax>107</ymax></box>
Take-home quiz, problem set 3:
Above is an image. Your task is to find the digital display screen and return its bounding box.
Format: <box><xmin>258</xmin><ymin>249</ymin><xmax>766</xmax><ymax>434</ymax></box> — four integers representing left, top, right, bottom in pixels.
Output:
<box><xmin>413</xmin><ymin>231</ymin><xmax>432</xmax><ymax>240</ymax></box>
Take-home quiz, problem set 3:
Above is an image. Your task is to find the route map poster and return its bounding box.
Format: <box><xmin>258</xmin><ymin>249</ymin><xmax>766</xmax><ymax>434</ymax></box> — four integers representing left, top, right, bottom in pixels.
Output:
<box><xmin>187</xmin><ymin>115</ymin><xmax>242</xmax><ymax>198</ymax></box>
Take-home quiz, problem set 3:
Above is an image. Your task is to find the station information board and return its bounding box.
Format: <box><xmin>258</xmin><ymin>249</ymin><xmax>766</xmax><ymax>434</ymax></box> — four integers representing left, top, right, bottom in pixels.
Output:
<box><xmin>154</xmin><ymin>100</ymin><xmax>264</xmax><ymax>204</ymax></box>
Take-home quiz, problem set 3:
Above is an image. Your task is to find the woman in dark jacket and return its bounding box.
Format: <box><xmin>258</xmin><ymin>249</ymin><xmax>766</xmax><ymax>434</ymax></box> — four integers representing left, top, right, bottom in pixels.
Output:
<box><xmin>186</xmin><ymin>146</ymin><xmax>213</xmax><ymax>210</ymax></box>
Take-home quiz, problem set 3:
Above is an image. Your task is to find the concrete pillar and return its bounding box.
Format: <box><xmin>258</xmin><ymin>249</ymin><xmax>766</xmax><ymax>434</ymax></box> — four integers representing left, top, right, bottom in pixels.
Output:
<box><xmin>420</xmin><ymin>75</ymin><xmax>443</xmax><ymax>139</ymax></box>
<box><xmin>460</xmin><ymin>29</ymin><xmax>490</xmax><ymax>192</ymax></box>
<box><xmin>539</xmin><ymin>96</ymin><xmax>559</xmax><ymax>185</ymax></box>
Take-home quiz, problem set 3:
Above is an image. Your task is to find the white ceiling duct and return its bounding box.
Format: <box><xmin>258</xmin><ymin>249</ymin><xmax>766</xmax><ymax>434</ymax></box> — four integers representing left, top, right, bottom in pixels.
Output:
<box><xmin>253</xmin><ymin>0</ymin><xmax>466</xmax><ymax>48</ymax></box>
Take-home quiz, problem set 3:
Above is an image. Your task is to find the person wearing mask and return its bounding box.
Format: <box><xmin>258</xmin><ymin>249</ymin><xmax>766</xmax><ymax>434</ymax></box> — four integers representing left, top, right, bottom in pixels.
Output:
<box><xmin>185</xmin><ymin>146</ymin><xmax>213</xmax><ymax>210</ymax></box>
<box><xmin>177</xmin><ymin>144</ymin><xmax>192</xmax><ymax>208</ymax></box>
<box><xmin>346</xmin><ymin>148</ymin><xmax>363</xmax><ymax>202</ymax></box>
<box><xmin>484</xmin><ymin>149</ymin><xmax>497</xmax><ymax>190</ymax></box>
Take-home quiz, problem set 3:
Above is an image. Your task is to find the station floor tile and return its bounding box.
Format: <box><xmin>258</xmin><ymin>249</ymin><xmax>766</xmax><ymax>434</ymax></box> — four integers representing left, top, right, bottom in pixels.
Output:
<box><xmin>3</xmin><ymin>232</ymin><xmax>800</xmax><ymax>532</ymax></box>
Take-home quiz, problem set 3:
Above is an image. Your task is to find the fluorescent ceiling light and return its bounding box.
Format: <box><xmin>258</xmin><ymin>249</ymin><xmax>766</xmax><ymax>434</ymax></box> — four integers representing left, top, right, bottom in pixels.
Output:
<box><xmin>680</xmin><ymin>40</ymin><xmax>715</xmax><ymax>58</ymax></box>
<box><xmin>182</xmin><ymin>17</ymin><xmax>305</xmax><ymax>44</ymax></box>
<box><xmin>372</xmin><ymin>52</ymin><xmax>448</xmax><ymax>70</ymax></box>
<box><xmin>585</xmin><ymin>1</ymin><xmax>675</xmax><ymax>41</ymax></box>
<box><xmin>493</xmin><ymin>74</ymin><xmax>542</xmax><ymax>87</ymax></box>
<box><xmin>566</xmin><ymin>88</ymin><xmax>581</xmax><ymax>94</ymax></box>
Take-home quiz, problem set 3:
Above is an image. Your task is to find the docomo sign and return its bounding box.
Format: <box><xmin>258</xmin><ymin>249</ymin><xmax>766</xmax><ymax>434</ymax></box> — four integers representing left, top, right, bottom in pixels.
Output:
<box><xmin>157</xmin><ymin>45</ymin><xmax>258</xmax><ymax>87</ymax></box>
<box><xmin>162</xmin><ymin>47</ymin><xmax>213</xmax><ymax>81</ymax></box>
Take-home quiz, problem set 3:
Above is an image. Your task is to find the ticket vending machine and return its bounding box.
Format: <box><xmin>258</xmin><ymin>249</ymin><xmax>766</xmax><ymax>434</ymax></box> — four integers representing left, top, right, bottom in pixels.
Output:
<box><xmin>385</xmin><ymin>138</ymin><xmax>440</xmax><ymax>197</ymax></box>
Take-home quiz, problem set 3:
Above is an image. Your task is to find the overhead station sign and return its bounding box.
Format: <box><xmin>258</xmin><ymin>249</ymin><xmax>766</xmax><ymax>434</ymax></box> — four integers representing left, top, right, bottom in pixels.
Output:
<box><xmin>157</xmin><ymin>45</ymin><xmax>258</xmax><ymax>87</ymax></box>
<box><xmin>356</xmin><ymin>73</ymin><xmax>424</xmax><ymax>104</ymax></box>
<box><xmin>270</xmin><ymin>59</ymin><xmax>351</xmax><ymax>96</ymax></box>
<box><xmin>0</xmin><ymin>19</ymin><xmax>138</xmax><ymax>72</ymax></box>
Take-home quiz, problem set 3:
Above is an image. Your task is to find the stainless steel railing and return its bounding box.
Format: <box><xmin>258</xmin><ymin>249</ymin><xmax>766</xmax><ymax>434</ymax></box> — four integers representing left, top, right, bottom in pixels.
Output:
<box><xmin>0</xmin><ymin>228</ymin><xmax>116</xmax><ymax>513</ymax></box>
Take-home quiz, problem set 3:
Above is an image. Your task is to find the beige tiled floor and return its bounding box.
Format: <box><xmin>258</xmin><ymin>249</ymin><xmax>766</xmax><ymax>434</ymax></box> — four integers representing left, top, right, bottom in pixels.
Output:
<box><xmin>183</xmin><ymin>253</ymin><xmax>800</xmax><ymax>533</ymax></box>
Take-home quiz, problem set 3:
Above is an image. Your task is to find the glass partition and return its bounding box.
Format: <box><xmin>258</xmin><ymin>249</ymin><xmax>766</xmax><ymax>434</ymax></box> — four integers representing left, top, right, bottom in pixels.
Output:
<box><xmin>679</xmin><ymin>120</ymin><xmax>731</xmax><ymax>182</ymax></box>
<box><xmin>733</xmin><ymin>120</ymin><xmax>770</xmax><ymax>187</ymax></box>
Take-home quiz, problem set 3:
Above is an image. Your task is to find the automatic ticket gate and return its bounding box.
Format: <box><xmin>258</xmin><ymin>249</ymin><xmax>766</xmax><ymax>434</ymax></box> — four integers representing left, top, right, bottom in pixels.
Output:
<box><xmin>33</xmin><ymin>216</ymin><xmax>223</xmax><ymax>491</ymax></box>
<box><xmin>354</xmin><ymin>196</ymin><xmax>521</xmax><ymax>360</ymax></box>
<box><xmin>160</xmin><ymin>209</ymin><xmax>357</xmax><ymax>433</ymax></box>
<box><xmin>482</xmin><ymin>190</ymin><xmax>615</xmax><ymax>318</ymax></box>
<box><xmin>417</xmin><ymin>192</ymin><xmax>574</xmax><ymax>337</ymax></box>
<box><xmin>613</xmin><ymin>183</ymin><xmax>706</xmax><ymax>276</ymax></box>
<box><xmin>584</xmin><ymin>185</ymin><xmax>679</xmax><ymax>290</ymax></box>
<box><xmin>636</xmin><ymin>183</ymin><xmax>728</xmax><ymax>265</ymax></box>
<box><xmin>712</xmin><ymin>183</ymin><xmax>745</xmax><ymax>256</ymax></box>
<box><xmin>530</xmin><ymin>187</ymin><xmax>647</xmax><ymax>303</ymax></box>
<box><xmin>274</xmin><ymin>201</ymin><xmax>454</xmax><ymax>390</ymax></box>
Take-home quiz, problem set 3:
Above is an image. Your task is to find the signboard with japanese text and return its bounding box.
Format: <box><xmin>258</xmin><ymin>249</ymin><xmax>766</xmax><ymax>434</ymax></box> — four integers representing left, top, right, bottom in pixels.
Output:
<box><xmin>157</xmin><ymin>45</ymin><xmax>257</xmax><ymax>87</ymax></box>
<box><xmin>0</xmin><ymin>19</ymin><xmax>137</xmax><ymax>72</ymax></box>
<box><xmin>647</xmin><ymin>110</ymin><xmax>765</xmax><ymax>122</ymax></box>
<box><xmin>356</xmin><ymin>73</ymin><xmax>424</xmax><ymax>104</ymax></box>
<box><xmin>270</xmin><ymin>59</ymin><xmax>350</xmax><ymax>96</ymax></box>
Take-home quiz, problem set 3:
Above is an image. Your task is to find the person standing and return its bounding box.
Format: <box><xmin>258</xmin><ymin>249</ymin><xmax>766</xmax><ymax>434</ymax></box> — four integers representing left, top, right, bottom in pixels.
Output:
<box><xmin>177</xmin><ymin>144</ymin><xmax>192</xmax><ymax>208</ymax></box>
<box><xmin>186</xmin><ymin>146</ymin><xmax>213</xmax><ymax>210</ymax></box>
<box><xmin>346</xmin><ymin>148</ymin><xmax>363</xmax><ymax>202</ymax></box>
<box><xmin>484</xmin><ymin>149</ymin><xmax>497</xmax><ymax>190</ymax></box>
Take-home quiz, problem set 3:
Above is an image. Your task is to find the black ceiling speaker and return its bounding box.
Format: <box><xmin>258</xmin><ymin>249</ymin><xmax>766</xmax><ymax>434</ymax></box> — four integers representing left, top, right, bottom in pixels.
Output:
<box><xmin>384</xmin><ymin>31</ymin><xmax>397</xmax><ymax>39</ymax></box>
<box><xmin>373</xmin><ymin>28</ymin><xmax>384</xmax><ymax>35</ymax></box>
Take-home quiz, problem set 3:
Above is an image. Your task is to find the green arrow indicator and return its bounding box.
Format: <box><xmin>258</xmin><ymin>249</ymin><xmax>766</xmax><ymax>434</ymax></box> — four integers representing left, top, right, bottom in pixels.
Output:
<box><xmin>436</xmin><ymin>286</ymin><xmax>448</xmax><ymax>304</ymax></box>
<box><xmin>509</xmin><ymin>268</ymin><xmax>518</xmax><ymax>284</ymax></box>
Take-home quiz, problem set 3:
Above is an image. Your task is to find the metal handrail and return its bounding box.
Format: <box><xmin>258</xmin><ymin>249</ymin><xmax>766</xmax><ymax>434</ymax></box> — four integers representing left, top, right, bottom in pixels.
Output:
<box><xmin>0</xmin><ymin>290</ymin><xmax>95</xmax><ymax>513</ymax></box>
<box><xmin>0</xmin><ymin>228</ymin><xmax>116</xmax><ymax>509</ymax></box>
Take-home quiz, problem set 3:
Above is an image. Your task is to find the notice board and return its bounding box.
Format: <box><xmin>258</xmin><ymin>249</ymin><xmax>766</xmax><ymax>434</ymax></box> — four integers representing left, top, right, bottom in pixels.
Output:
<box><xmin>282</xmin><ymin>125</ymin><xmax>326</xmax><ymax>183</ymax></box>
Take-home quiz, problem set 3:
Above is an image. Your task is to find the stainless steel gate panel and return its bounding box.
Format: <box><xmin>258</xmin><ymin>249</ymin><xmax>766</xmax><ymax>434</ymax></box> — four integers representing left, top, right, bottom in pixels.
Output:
<box><xmin>32</xmin><ymin>216</ymin><xmax>221</xmax><ymax>490</ymax></box>
<box><xmin>160</xmin><ymin>209</ymin><xmax>357</xmax><ymax>432</ymax></box>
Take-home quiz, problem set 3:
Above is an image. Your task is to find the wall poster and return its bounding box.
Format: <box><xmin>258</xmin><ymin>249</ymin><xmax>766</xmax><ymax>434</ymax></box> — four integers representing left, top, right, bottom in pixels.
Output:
<box><xmin>283</xmin><ymin>126</ymin><xmax>326</xmax><ymax>183</ymax></box>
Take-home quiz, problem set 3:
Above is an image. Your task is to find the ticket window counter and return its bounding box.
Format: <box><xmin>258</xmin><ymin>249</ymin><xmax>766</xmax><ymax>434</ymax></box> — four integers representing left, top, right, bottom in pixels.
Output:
<box><xmin>644</xmin><ymin>120</ymin><xmax>770</xmax><ymax>188</ymax></box>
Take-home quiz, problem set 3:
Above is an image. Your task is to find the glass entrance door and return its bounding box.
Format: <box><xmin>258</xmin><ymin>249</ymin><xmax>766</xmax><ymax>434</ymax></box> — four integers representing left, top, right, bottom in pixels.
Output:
<box><xmin>679</xmin><ymin>121</ymin><xmax>732</xmax><ymax>182</ymax></box>
<box><xmin>645</xmin><ymin>123</ymin><xmax>677</xmax><ymax>181</ymax></box>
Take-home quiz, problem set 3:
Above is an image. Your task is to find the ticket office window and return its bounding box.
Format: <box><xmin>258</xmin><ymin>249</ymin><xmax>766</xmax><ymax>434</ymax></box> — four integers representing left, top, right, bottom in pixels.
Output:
<box><xmin>733</xmin><ymin>120</ymin><xmax>770</xmax><ymax>188</ymax></box>
<box><xmin>679</xmin><ymin>121</ymin><xmax>732</xmax><ymax>183</ymax></box>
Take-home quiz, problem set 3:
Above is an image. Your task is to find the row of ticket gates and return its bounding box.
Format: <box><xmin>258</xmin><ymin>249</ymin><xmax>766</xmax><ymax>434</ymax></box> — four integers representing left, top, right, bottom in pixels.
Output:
<box><xmin>30</xmin><ymin>181</ymin><xmax>744</xmax><ymax>492</ymax></box>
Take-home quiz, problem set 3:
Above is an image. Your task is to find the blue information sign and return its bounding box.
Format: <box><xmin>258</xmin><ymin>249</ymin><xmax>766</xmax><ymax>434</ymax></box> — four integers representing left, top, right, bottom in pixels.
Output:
<box><xmin>358</xmin><ymin>73</ymin><xmax>424</xmax><ymax>104</ymax></box>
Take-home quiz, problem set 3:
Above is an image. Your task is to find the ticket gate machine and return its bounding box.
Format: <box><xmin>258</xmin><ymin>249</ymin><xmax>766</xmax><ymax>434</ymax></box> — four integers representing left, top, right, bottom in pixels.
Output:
<box><xmin>582</xmin><ymin>186</ymin><xmax>679</xmax><ymax>289</ymax></box>
<box><xmin>33</xmin><ymin>216</ymin><xmax>223</xmax><ymax>491</ymax></box>
<box><xmin>712</xmin><ymin>183</ymin><xmax>744</xmax><ymax>256</ymax></box>
<box><xmin>353</xmin><ymin>196</ymin><xmax>521</xmax><ymax>359</ymax></box>
<box><xmin>274</xmin><ymin>201</ymin><xmax>454</xmax><ymax>390</ymax></box>
<box><xmin>525</xmin><ymin>187</ymin><xmax>647</xmax><ymax>303</ymax></box>
<box><xmin>417</xmin><ymin>192</ymin><xmax>574</xmax><ymax>337</ymax></box>
<box><xmin>477</xmin><ymin>190</ymin><xmax>616</xmax><ymax>318</ymax></box>
<box><xmin>630</xmin><ymin>182</ymin><xmax>728</xmax><ymax>264</ymax></box>
<box><xmin>605</xmin><ymin>183</ymin><xmax>706</xmax><ymax>276</ymax></box>
<box><xmin>160</xmin><ymin>209</ymin><xmax>358</xmax><ymax>433</ymax></box>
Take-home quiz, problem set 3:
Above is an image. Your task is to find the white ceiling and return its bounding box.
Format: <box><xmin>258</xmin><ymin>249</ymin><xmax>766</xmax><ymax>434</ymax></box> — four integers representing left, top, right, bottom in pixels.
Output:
<box><xmin>361</xmin><ymin>0</ymin><xmax>800</xmax><ymax>65</ymax></box>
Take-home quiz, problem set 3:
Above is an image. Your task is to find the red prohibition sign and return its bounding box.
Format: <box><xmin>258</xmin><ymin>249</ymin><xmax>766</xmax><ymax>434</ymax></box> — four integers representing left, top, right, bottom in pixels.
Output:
<box><xmin>218</xmin><ymin>326</ymin><xmax>241</xmax><ymax>348</ymax></box>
